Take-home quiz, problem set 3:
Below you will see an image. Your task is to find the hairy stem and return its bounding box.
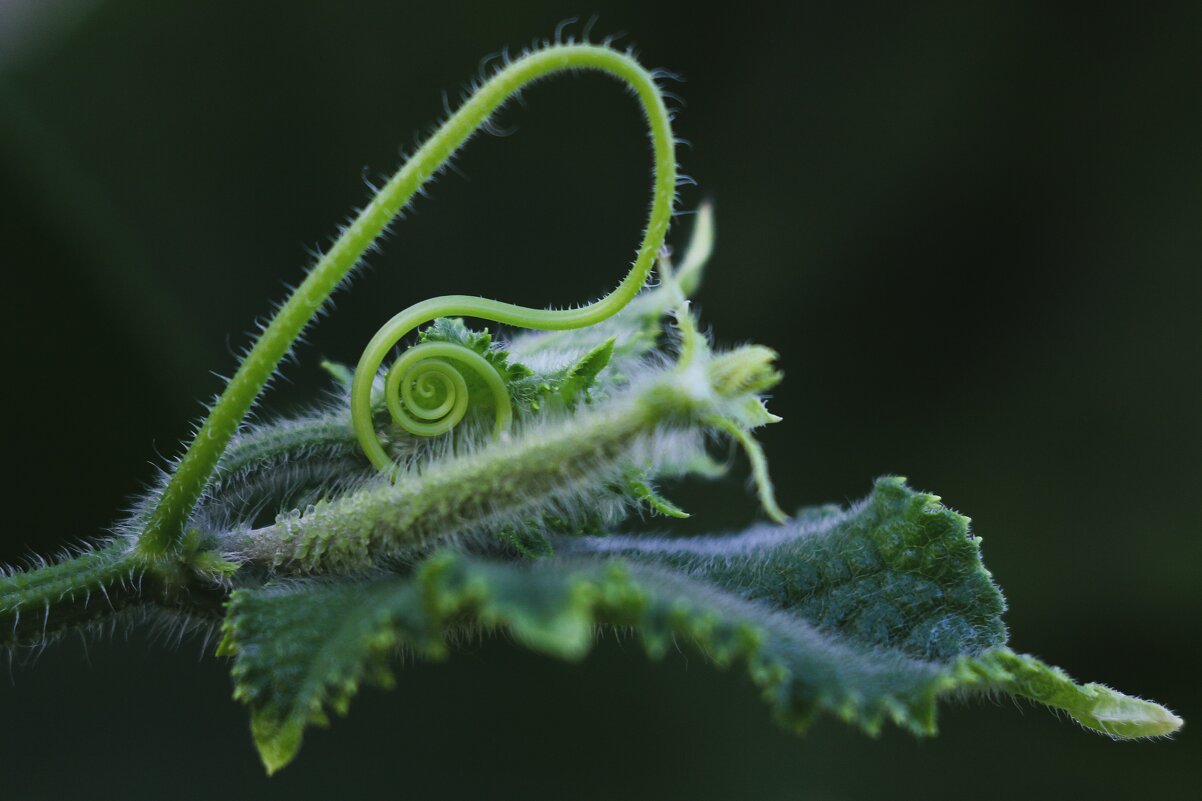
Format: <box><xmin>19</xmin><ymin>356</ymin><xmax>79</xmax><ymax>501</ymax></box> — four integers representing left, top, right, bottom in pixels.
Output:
<box><xmin>232</xmin><ymin>343</ymin><xmax>777</xmax><ymax>573</ymax></box>
<box><xmin>1</xmin><ymin>543</ymin><xmax>141</xmax><ymax>645</ymax></box>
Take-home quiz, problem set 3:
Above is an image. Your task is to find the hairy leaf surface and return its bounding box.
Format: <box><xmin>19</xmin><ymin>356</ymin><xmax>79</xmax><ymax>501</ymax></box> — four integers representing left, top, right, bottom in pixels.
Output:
<box><xmin>221</xmin><ymin>478</ymin><xmax>1179</xmax><ymax>773</ymax></box>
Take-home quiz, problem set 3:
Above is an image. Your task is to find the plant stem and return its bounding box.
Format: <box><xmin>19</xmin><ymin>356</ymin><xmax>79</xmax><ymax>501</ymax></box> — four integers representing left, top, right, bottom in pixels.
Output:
<box><xmin>231</xmin><ymin>339</ymin><xmax>780</xmax><ymax>573</ymax></box>
<box><xmin>1</xmin><ymin>543</ymin><xmax>139</xmax><ymax>645</ymax></box>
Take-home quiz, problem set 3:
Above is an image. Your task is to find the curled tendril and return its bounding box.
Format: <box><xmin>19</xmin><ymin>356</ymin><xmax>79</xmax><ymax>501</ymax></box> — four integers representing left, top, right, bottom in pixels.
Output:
<box><xmin>380</xmin><ymin>342</ymin><xmax>511</xmax><ymax>439</ymax></box>
<box><xmin>349</xmin><ymin>45</ymin><xmax>678</xmax><ymax>470</ymax></box>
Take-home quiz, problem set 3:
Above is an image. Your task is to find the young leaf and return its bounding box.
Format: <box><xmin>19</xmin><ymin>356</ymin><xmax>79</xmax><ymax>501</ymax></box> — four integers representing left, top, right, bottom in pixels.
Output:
<box><xmin>624</xmin><ymin>471</ymin><xmax>690</xmax><ymax>518</ymax></box>
<box><xmin>559</xmin><ymin>336</ymin><xmax>616</xmax><ymax>407</ymax></box>
<box><xmin>220</xmin><ymin>477</ymin><xmax>1180</xmax><ymax>773</ymax></box>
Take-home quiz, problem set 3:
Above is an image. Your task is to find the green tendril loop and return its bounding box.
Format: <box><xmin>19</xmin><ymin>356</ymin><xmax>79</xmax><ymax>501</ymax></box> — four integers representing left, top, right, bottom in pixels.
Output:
<box><xmin>348</xmin><ymin>49</ymin><xmax>678</xmax><ymax>470</ymax></box>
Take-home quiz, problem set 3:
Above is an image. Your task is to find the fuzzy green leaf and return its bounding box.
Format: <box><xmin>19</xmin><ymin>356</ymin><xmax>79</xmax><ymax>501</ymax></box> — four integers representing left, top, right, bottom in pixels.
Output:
<box><xmin>565</xmin><ymin>476</ymin><xmax>1006</xmax><ymax>660</ymax></box>
<box><xmin>559</xmin><ymin>336</ymin><xmax>615</xmax><ymax>407</ymax></box>
<box><xmin>220</xmin><ymin>478</ymin><xmax>1180</xmax><ymax>773</ymax></box>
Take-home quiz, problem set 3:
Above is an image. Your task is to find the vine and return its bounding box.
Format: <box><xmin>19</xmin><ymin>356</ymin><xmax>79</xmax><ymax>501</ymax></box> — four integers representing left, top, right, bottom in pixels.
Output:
<box><xmin>349</xmin><ymin>45</ymin><xmax>676</xmax><ymax>467</ymax></box>
<box><xmin>0</xmin><ymin>35</ymin><xmax>1180</xmax><ymax>776</ymax></box>
<box><xmin>139</xmin><ymin>43</ymin><xmax>677</xmax><ymax>553</ymax></box>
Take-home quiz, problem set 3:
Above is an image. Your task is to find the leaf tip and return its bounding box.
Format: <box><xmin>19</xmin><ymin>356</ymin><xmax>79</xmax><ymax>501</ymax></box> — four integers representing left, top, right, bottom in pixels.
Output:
<box><xmin>251</xmin><ymin>712</ymin><xmax>304</xmax><ymax>775</ymax></box>
<box><xmin>1076</xmin><ymin>684</ymin><xmax>1184</xmax><ymax>739</ymax></box>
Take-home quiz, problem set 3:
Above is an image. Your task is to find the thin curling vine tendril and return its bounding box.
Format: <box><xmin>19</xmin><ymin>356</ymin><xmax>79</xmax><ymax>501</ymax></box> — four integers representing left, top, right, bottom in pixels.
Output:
<box><xmin>349</xmin><ymin>58</ymin><xmax>677</xmax><ymax>469</ymax></box>
<box><xmin>135</xmin><ymin>43</ymin><xmax>677</xmax><ymax>556</ymax></box>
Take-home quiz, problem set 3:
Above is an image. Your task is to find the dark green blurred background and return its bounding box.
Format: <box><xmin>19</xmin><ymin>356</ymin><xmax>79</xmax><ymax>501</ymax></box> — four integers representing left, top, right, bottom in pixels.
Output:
<box><xmin>2</xmin><ymin>1</ymin><xmax>1198</xmax><ymax>798</ymax></box>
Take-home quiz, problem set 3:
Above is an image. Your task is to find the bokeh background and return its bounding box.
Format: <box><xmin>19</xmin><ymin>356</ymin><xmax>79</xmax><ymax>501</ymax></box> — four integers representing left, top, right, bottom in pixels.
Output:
<box><xmin>2</xmin><ymin>1</ymin><xmax>1198</xmax><ymax>798</ymax></box>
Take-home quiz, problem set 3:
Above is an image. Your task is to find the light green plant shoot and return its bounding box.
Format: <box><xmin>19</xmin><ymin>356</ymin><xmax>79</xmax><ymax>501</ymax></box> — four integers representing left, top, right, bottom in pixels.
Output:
<box><xmin>0</xmin><ymin>34</ymin><xmax>1181</xmax><ymax>776</ymax></box>
<box><xmin>141</xmin><ymin>44</ymin><xmax>676</xmax><ymax>553</ymax></box>
<box><xmin>349</xmin><ymin>44</ymin><xmax>678</xmax><ymax>468</ymax></box>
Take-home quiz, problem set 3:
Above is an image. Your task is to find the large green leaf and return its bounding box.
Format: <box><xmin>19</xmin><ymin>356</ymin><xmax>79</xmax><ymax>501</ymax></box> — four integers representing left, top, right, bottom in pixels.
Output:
<box><xmin>220</xmin><ymin>478</ymin><xmax>1180</xmax><ymax>773</ymax></box>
